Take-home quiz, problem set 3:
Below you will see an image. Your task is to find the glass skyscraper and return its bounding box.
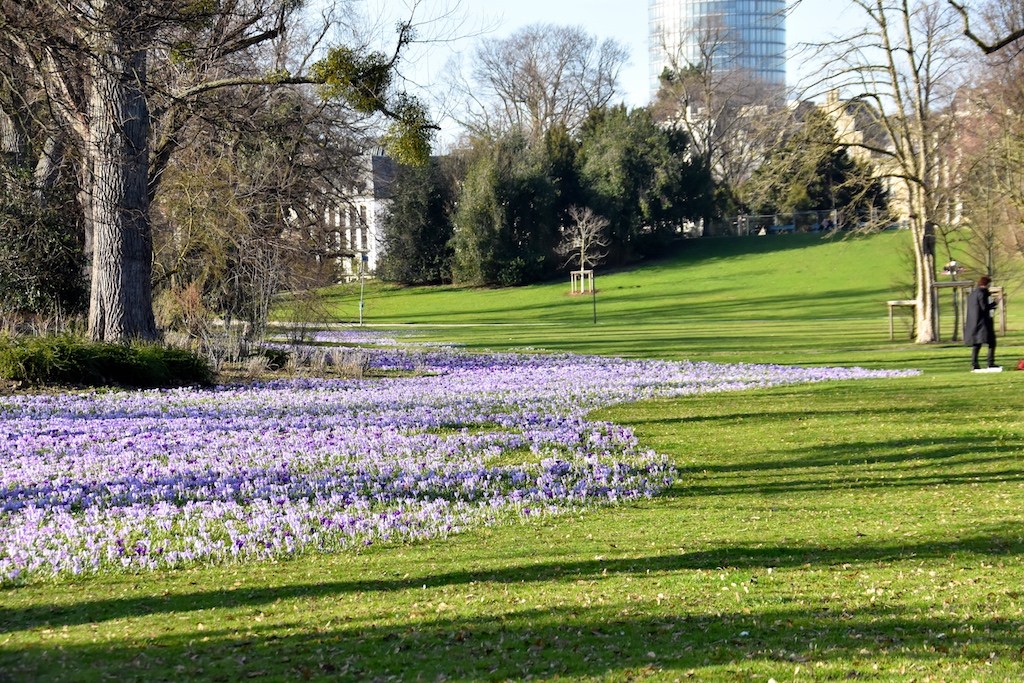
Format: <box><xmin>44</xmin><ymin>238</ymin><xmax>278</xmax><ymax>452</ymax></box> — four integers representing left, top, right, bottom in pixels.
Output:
<box><xmin>649</xmin><ymin>0</ymin><xmax>786</xmax><ymax>96</ymax></box>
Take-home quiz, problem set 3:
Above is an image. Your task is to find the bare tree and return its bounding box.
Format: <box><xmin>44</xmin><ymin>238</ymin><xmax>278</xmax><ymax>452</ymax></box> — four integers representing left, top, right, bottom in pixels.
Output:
<box><xmin>651</xmin><ymin>14</ymin><xmax>783</xmax><ymax>211</ymax></box>
<box><xmin>954</xmin><ymin>22</ymin><xmax>1024</xmax><ymax>277</ymax></box>
<box><xmin>458</xmin><ymin>24</ymin><xmax>629</xmax><ymax>144</ymax></box>
<box><xmin>0</xmin><ymin>33</ymin><xmax>73</xmax><ymax>210</ymax></box>
<box><xmin>812</xmin><ymin>0</ymin><xmax>966</xmax><ymax>343</ymax></box>
<box><xmin>555</xmin><ymin>206</ymin><xmax>610</xmax><ymax>272</ymax></box>
<box><xmin>948</xmin><ymin>0</ymin><xmax>1024</xmax><ymax>53</ymax></box>
<box><xmin>0</xmin><ymin>0</ymin><xmax>434</xmax><ymax>341</ymax></box>
<box><xmin>958</xmin><ymin>154</ymin><xmax>1022</xmax><ymax>280</ymax></box>
<box><xmin>152</xmin><ymin>58</ymin><xmax>386</xmax><ymax>338</ymax></box>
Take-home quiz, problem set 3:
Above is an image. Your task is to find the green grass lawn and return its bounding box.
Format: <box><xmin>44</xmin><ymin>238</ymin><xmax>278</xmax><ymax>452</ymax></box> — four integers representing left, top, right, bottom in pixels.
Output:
<box><xmin>305</xmin><ymin>232</ymin><xmax>1015</xmax><ymax>364</ymax></box>
<box><xmin>318</xmin><ymin>233</ymin><xmax>910</xmax><ymax>325</ymax></box>
<box><xmin>4</xmin><ymin>232</ymin><xmax>1024</xmax><ymax>682</ymax></box>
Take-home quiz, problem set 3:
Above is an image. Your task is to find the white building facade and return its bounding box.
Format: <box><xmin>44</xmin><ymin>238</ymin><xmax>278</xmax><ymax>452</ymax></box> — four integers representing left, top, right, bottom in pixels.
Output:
<box><xmin>325</xmin><ymin>152</ymin><xmax>396</xmax><ymax>277</ymax></box>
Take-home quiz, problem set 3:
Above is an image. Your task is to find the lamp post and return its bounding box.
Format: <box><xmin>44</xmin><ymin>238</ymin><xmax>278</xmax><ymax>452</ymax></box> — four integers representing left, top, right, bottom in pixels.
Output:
<box><xmin>592</xmin><ymin>273</ymin><xmax>597</xmax><ymax>324</ymax></box>
<box><xmin>358</xmin><ymin>252</ymin><xmax>367</xmax><ymax>326</ymax></box>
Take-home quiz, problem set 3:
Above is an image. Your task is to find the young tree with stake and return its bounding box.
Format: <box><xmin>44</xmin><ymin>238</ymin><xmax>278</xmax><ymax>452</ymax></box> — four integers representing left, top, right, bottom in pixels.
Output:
<box><xmin>556</xmin><ymin>206</ymin><xmax>610</xmax><ymax>324</ymax></box>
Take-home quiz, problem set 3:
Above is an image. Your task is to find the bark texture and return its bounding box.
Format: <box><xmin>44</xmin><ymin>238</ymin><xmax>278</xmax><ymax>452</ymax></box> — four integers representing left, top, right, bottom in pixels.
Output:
<box><xmin>33</xmin><ymin>135</ymin><xmax>64</xmax><ymax>204</ymax></box>
<box><xmin>85</xmin><ymin>16</ymin><xmax>158</xmax><ymax>340</ymax></box>
<box><xmin>0</xmin><ymin>107</ymin><xmax>26</xmax><ymax>163</ymax></box>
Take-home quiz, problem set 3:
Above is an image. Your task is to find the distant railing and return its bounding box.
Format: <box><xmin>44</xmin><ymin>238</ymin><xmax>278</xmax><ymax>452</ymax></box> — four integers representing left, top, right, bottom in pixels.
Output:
<box><xmin>705</xmin><ymin>211</ymin><xmax>836</xmax><ymax>237</ymax></box>
<box><xmin>705</xmin><ymin>210</ymin><xmax>905</xmax><ymax>237</ymax></box>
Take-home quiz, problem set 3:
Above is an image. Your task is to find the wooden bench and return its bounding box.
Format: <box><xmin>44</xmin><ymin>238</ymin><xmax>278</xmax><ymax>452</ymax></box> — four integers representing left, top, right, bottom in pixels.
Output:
<box><xmin>887</xmin><ymin>300</ymin><xmax>917</xmax><ymax>340</ymax></box>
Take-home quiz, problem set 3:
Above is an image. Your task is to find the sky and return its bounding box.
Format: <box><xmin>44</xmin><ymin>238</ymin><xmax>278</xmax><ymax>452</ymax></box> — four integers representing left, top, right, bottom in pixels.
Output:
<box><xmin>356</xmin><ymin>0</ymin><xmax>856</xmax><ymax>141</ymax></box>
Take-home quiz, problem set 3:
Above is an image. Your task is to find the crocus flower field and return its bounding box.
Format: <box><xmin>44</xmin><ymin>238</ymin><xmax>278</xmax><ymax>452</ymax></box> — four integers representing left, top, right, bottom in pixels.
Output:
<box><xmin>0</xmin><ymin>339</ymin><xmax>917</xmax><ymax>584</ymax></box>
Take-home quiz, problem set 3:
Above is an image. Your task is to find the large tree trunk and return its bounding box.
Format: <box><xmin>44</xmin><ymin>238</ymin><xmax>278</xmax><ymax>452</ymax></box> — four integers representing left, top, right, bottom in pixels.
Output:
<box><xmin>913</xmin><ymin>223</ymin><xmax>937</xmax><ymax>343</ymax></box>
<box><xmin>909</xmin><ymin>181</ymin><xmax>937</xmax><ymax>343</ymax></box>
<box><xmin>86</xmin><ymin>26</ymin><xmax>158</xmax><ymax>341</ymax></box>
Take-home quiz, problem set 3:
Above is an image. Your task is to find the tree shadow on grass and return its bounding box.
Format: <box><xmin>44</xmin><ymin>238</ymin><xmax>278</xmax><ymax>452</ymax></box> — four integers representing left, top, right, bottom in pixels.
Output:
<box><xmin>667</xmin><ymin>434</ymin><xmax>1023</xmax><ymax>475</ymax></box>
<box><xmin>2</xmin><ymin>583</ymin><xmax>1022</xmax><ymax>682</ymax></box>
<box><xmin>3</xmin><ymin>524</ymin><xmax>1021</xmax><ymax>636</ymax></box>
<box><xmin>411</xmin><ymin>286</ymin><xmax>897</xmax><ymax>326</ymax></box>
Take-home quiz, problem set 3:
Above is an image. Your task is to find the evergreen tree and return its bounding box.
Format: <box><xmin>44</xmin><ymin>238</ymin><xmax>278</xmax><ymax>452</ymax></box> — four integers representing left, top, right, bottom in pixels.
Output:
<box><xmin>739</xmin><ymin>109</ymin><xmax>887</xmax><ymax>219</ymax></box>
<box><xmin>379</xmin><ymin>158</ymin><xmax>460</xmax><ymax>285</ymax></box>
<box><xmin>0</xmin><ymin>166</ymin><xmax>86</xmax><ymax>315</ymax></box>
<box><xmin>451</xmin><ymin>136</ymin><xmax>559</xmax><ymax>286</ymax></box>
<box><xmin>577</xmin><ymin>105</ymin><xmax>712</xmax><ymax>261</ymax></box>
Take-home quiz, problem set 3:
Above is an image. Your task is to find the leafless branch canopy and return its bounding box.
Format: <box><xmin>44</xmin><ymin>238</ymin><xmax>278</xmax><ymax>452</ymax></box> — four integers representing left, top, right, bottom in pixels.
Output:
<box><xmin>459</xmin><ymin>23</ymin><xmax>629</xmax><ymax>144</ymax></box>
<box><xmin>555</xmin><ymin>205</ymin><xmax>610</xmax><ymax>271</ymax></box>
<box><xmin>948</xmin><ymin>0</ymin><xmax>1024</xmax><ymax>54</ymax></box>
<box><xmin>651</xmin><ymin>13</ymin><xmax>785</xmax><ymax>190</ymax></box>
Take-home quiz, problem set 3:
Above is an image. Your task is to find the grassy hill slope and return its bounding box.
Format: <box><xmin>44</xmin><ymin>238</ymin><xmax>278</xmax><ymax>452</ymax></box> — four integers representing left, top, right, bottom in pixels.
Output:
<box><xmin>323</xmin><ymin>232</ymin><xmax>910</xmax><ymax>325</ymax></box>
<box><xmin>306</xmin><ymin>231</ymin><xmax>1019</xmax><ymax>369</ymax></box>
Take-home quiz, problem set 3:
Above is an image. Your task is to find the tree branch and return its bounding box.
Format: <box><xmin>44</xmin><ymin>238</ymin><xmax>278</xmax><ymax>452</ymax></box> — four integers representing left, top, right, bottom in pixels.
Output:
<box><xmin>948</xmin><ymin>0</ymin><xmax>1024</xmax><ymax>54</ymax></box>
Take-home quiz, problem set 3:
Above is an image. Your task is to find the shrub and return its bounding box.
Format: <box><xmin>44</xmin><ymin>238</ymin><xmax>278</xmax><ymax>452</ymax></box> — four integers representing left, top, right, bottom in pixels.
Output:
<box><xmin>153</xmin><ymin>283</ymin><xmax>213</xmax><ymax>340</ymax></box>
<box><xmin>336</xmin><ymin>350</ymin><xmax>368</xmax><ymax>379</ymax></box>
<box><xmin>259</xmin><ymin>347</ymin><xmax>290</xmax><ymax>370</ymax></box>
<box><xmin>0</xmin><ymin>335</ymin><xmax>213</xmax><ymax>388</ymax></box>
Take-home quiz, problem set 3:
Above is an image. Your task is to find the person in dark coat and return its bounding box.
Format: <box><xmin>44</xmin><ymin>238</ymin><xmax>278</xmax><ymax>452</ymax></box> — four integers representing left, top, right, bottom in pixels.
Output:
<box><xmin>964</xmin><ymin>275</ymin><xmax>998</xmax><ymax>370</ymax></box>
